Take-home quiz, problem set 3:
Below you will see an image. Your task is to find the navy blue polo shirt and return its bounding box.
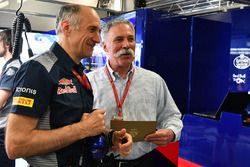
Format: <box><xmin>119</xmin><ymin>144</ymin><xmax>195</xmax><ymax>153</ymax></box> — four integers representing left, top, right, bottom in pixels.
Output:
<box><xmin>11</xmin><ymin>42</ymin><xmax>93</xmax><ymax>167</ymax></box>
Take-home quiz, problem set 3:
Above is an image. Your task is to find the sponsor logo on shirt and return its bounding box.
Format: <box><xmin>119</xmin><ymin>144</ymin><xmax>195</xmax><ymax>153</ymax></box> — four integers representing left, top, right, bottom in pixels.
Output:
<box><xmin>5</xmin><ymin>68</ymin><xmax>16</xmax><ymax>76</ymax></box>
<box><xmin>57</xmin><ymin>78</ymin><xmax>77</xmax><ymax>95</ymax></box>
<box><xmin>58</xmin><ymin>78</ymin><xmax>73</xmax><ymax>86</ymax></box>
<box><xmin>16</xmin><ymin>87</ymin><xmax>37</xmax><ymax>95</ymax></box>
<box><xmin>57</xmin><ymin>86</ymin><xmax>77</xmax><ymax>95</ymax></box>
<box><xmin>12</xmin><ymin>96</ymin><xmax>34</xmax><ymax>108</ymax></box>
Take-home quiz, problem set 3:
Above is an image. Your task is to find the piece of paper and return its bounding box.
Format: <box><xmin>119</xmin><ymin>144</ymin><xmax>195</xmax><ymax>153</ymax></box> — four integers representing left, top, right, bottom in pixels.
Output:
<box><xmin>110</xmin><ymin>120</ymin><xmax>156</xmax><ymax>142</ymax></box>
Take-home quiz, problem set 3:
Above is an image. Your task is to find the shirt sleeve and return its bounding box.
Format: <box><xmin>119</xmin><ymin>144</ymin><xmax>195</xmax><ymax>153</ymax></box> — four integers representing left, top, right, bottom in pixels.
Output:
<box><xmin>0</xmin><ymin>66</ymin><xmax>19</xmax><ymax>91</ymax></box>
<box><xmin>156</xmin><ymin>77</ymin><xmax>183</xmax><ymax>141</ymax></box>
<box><xmin>11</xmin><ymin>60</ymin><xmax>53</xmax><ymax>118</ymax></box>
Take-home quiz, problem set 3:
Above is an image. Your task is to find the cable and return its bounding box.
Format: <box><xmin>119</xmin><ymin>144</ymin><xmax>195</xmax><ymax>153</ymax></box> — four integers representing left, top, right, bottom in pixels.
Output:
<box><xmin>12</xmin><ymin>0</ymin><xmax>34</xmax><ymax>59</ymax></box>
<box><xmin>16</xmin><ymin>0</ymin><xmax>23</xmax><ymax>16</ymax></box>
<box><xmin>12</xmin><ymin>12</ymin><xmax>24</xmax><ymax>59</ymax></box>
<box><xmin>24</xmin><ymin>17</ymin><xmax>34</xmax><ymax>57</ymax></box>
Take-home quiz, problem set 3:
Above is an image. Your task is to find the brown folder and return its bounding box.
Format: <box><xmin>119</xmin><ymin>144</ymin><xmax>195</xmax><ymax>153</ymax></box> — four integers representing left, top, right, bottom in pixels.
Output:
<box><xmin>110</xmin><ymin>120</ymin><xmax>156</xmax><ymax>142</ymax></box>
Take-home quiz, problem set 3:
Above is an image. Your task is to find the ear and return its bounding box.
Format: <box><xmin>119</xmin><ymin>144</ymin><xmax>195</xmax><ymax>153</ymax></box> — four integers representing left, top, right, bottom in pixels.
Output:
<box><xmin>103</xmin><ymin>42</ymin><xmax>108</xmax><ymax>53</ymax></box>
<box><xmin>60</xmin><ymin>20</ymin><xmax>70</xmax><ymax>35</ymax></box>
<box><xmin>5</xmin><ymin>43</ymin><xmax>10</xmax><ymax>52</ymax></box>
<box><xmin>5</xmin><ymin>43</ymin><xmax>10</xmax><ymax>48</ymax></box>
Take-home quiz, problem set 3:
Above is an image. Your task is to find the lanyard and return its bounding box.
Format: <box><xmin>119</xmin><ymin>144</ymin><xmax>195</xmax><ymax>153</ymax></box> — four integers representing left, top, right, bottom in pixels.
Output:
<box><xmin>105</xmin><ymin>65</ymin><xmax>134</xmax><ymax>118</ymax></box>
<box><xmin>72</xmin><ymin>68</ymin><xmax>92</xmax><ymax>90</ymax></box>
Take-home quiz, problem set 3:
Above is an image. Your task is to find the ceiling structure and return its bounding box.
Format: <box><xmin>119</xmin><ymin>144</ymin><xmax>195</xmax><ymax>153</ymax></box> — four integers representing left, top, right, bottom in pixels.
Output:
<box><xmin>1</xmin><ymin>0</ymin><xmax>250</xmax><ymax>17</ymax></box>
<box><xmin>0</xmin><ymin>0</ymin><xmax>249</xmax><ymax>31</ymax></box>
<box><xmin>145</xmin><ymin>0</ymin><xmax>250</xmax><ymax>16</ymax></box>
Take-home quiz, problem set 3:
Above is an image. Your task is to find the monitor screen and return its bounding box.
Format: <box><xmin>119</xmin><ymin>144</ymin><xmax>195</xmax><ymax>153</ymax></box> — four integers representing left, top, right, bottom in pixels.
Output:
<box><xmin>0</xmin><ymin>30</ymin><xmax>57</xmax><ymax>72</ymax></box>
<box><xmin>20</xmin><ymin>31</ymin><xmax>58</xmax><ymax>62</ymax></box>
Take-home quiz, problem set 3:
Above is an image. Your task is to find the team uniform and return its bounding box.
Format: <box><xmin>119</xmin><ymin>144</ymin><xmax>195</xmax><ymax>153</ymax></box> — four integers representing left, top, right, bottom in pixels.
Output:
<box><xmin>0</xmin><ymin>58</ymin><xmax>21</xmax><ymax>166</ymax></box>
<box><xmin>10</xmin><ymin>42</ymin><xmax>93</xmax><ymax>167</ymax></box>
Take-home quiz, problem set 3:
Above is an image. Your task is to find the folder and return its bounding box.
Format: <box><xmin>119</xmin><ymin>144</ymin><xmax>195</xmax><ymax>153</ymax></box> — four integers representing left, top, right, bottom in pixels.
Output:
<box><xmin>111</xmin><ymin>120</ymin><xmax>156</xmax><ymax>142</ymax></box>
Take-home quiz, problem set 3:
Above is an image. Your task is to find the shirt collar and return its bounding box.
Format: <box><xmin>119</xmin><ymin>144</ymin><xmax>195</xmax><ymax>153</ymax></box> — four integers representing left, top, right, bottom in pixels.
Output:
<box><xmin>50</xmin><ymin>42</ymin><xmax>80</xmax><ymax>72</ymax></box>
<box><xmin>106</xmin><ymin>60</ymin><xmax>134</xmax><ymax>81</ymax></box>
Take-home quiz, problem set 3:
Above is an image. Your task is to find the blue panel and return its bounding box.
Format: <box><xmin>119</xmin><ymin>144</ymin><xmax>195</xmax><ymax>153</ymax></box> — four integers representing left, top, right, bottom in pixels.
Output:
<box><xmin>141</xmin><ymin>14</ymin><xmax>191</xmax><ymax>114</ymax></box>
<box><xmin>180</xmin><ymin>113</ymin><xmax>250</xmax><ymax>167</ymax></box>
<box><xmin>140</xmin><ymin>13</ymin><xmax>231</xmax><ymax>115</ymax></box>
<box><xmin>189</xmin><ymin>18</ymin><xmax>231</xmax><ymax>115</ymax></box>
<box><xmin>229</xmin><ymin>8</ymin><xmax>250</xmax><ymax>92</ymax></box>
<box><xmin>200</xmin><ymin>8</ymin><xmax>250</xmax><ymax>93</ymax></box>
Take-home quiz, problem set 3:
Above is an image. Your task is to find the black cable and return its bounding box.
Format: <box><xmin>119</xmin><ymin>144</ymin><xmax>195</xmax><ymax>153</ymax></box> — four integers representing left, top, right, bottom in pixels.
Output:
<box><xmin>24</xmin><ymin>17</ymin><xmax>32</xmax><ymax>32</ymax></box>
<box><xmin>11</xmin><ymin>17</ymin><xmax>17</xmax><ymax>46</ymax></box>
<box><xmin>24</xmin><ymin>31</ymin><xmax>34</xmax><ymax>58</ymax></box>
<box><xmin>97</xmin><ymin>0</ymin><xmax>100</xmax><ymax>8</ymax></box>
<box><xmin>12</xmin><ymin>0</ymin><xmax>33</xmax><ymax>59</ymax></box>
<box><xmin>24</xmin><ymin>18</ymin><xmax>34</xmax><ymax>57</ymax></box>
<box><xmin>16</xmin><ymin>0</ymin><xmax>23</xmax><ymax>16</ymax></box>
<box><xmin>12</xmin><ymin>12</ymin><xmax>24</xmax><ymax>59</ymax></box>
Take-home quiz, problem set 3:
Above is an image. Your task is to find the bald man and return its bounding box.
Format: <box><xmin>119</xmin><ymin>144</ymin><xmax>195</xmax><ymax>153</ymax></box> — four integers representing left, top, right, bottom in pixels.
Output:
<box><xmin>5</xmin><ymin>4</ymin><xmax>132</xmax><ymax>167</ymax></box>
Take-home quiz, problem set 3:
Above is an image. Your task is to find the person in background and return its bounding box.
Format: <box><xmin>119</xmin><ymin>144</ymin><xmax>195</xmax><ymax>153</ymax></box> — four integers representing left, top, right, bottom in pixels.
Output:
<box><xmin>5</xmin><ymin>5</ymin><xmax>132</xmax><ymax>167</ymax></box>
<box><xmin>87</xmin><ymin>18</ymin><xmax>183</xmax><ymax>167</ymax></box>
<box><xmin>0</xmin><ymin>29</ymin><xmax>22</xmax><ymax>167</ymax></box>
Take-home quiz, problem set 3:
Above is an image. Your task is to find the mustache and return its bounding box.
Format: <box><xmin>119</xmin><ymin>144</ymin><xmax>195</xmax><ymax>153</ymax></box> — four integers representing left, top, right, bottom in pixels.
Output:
<box><xmin>115</xmin><ymin>48</ymin><xmax>135</xmax><ymax>58</ymax></box>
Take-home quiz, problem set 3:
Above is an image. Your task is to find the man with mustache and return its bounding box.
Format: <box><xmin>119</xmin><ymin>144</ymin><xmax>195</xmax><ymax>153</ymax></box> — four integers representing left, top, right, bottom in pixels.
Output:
<box><xmin>87</xmin><ymin>18</ymin><xmax>183</xmax><ymax>166</ymax></box>
<box><xmin>5</xmin><ymin>5</ymin><xmax>132</xmax><ymax>167</ymax></box>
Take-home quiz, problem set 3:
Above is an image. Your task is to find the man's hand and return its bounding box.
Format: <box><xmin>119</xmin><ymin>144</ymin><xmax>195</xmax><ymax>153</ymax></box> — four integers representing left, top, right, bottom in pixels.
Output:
<box><xmin>144</xmin><ymin>129</ymin><xmax>175</xmax><ymax>146</ymax></box>
<box><xmin>112</xmin><ymin>128</ymin><xmax>133</xmax><ymax>157</ymax></box>
<box><xmin>77</xmin><ymin>109</ymin><xmax>106</xmax><ymax>138</ymax></box>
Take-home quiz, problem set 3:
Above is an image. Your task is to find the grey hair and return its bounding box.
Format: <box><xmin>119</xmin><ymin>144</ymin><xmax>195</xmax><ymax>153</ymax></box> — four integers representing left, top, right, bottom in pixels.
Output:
<box><xmin>101</xmin><ymin>18</ymin><xmax>135</xmax><ymax>42</ymax></box>
<box><xmin>55</xmin><ymin>4</ymin><xmax>81</xmax><ymax>34</ymax></box>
